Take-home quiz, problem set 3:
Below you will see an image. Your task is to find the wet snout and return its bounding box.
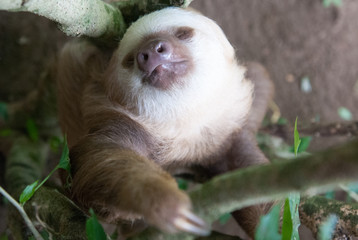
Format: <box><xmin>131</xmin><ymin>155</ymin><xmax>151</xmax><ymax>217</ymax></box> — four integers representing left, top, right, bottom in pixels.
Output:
<box><xmin>137</xmin><ymin>40</ymin><xmax>174</xmax><ymax>74</ymax></box>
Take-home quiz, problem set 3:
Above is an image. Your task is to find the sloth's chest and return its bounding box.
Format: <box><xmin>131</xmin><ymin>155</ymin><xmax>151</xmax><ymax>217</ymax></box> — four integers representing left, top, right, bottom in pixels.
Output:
<box><xmin>145</xmin><ymin>117</ymin><xmax>240</xmax><ymax>166</ymax></box>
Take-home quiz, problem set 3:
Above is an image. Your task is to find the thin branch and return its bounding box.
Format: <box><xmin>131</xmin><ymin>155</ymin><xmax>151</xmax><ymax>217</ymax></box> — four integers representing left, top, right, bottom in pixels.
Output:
<box><xmin>0</xmin><ymin>0</ymin><xmax>126</xmax><ymax>39</ymax></box>
<box><xmin>0</xmin><ymin>186</ymin><xmax>43</xmax><ymax>240</ymax></box>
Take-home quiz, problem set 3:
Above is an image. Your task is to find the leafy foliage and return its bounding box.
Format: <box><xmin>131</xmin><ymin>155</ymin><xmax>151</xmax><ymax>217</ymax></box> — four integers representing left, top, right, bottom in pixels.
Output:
<box><xmin>177</xmin><ymin>178</ymin><xmax>189</xmax><ymax>190</ymax></box>
<box><xmin>49</xmin><ymin>136</ymin><xmax>62</xmax><ymax>152</ymax></box>
<box><xmin>286</xmin><ymin>194</ymin><xmax>301</xmax><ymax>240</ymax></box>
<box><xmin>0</xmin><ymin>233</ymin><xmax>9</xmax><ymax>240</ymax></box>
<box><xmin>294</xmin><ymin>117</ymin><xmax>301</xmax><ymax>156</ymax></box>
<box><xmin>282</xmin><ymin>199</ymin><xmax>293</xmax><ymax>240</ymax></box>
<box><xmin>255</xmin><ymin>205</ymin><xmax>281</xmax><ymax>240</ymax></box>
<box><xmin>19</xmin><ymin>181</ymin><xmax>39</xmax><ymax>206</ymax></box>
<box><xmin>26</xmin><ymin>119</ymin><xmax>39</xmax><ymax>142</ymax></box>
<box><xmin>58</xmin><ymin>137</ymin><xmax>71</xmax><ymax>173</ymax></box>
<box><xmin>277</xmin><ymin>117</ymin><xmax>288</xmax><ymax>125</ymax></box>
<box><xmin>256</xmin><ymin>194</ymin><xmax>300</xmax><ymax>240</ymax></box>
<box><xmin>0</xmin><ymin>128</ymin><xmax>12</xmax><ymax>137</ymax></box>
<box><xmin>297</xmin><ymin>137</ymin><xmax>311</xmax><ymax>153</ymax></box>
<box><xmin>19</xmin><ymin>137</ymin><xmax>70</xmax><ymax>205</ymax></box>
<box><xmin>86</xmin><ymin>209</ymin><xmax>107</xmax><ymax>240</ymax></box>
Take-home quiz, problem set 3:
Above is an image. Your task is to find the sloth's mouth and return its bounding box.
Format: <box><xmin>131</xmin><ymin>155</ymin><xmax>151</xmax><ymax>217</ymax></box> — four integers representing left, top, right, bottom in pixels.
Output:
<box><xmin>142</xmin><ymin>61</ymin><xmax>189</xmax><ymax>90</ymax></box>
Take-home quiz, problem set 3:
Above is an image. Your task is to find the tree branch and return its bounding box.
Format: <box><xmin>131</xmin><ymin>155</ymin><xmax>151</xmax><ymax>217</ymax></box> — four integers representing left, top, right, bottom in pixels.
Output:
<box><xmin>0</xmin><ymin>0</ymin><xmax>194</xmax><ymax>44</ymax></box>
<box><xmin>129</xmin><ymin>139</ymin><xmax>358</xmax><ymax>240</ymax></box>
<box><xmin>0</xmin><ymin>186</ymin><xmax>43</xmax><ymax>240</ymax></box>
<box><xmin>0</xmin><ymin>0</ymin><xmax>126</xmax><ymax>39</ymax></box>
<box><xmin>300</xmin><ymin>196</ymin><xmax>358</xmax><ymax>238</ymax></box>
<box><xmin>192</xmin><ymin>140</ymin><xmax>358</xmax><ymax>223</ymax></box>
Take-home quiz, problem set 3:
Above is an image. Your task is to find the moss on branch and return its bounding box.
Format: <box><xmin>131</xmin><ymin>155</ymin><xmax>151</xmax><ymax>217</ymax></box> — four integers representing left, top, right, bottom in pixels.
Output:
<box><xmin>190</xmin><ymin>140</ymin><xmax>358</xmax><ymax>223</ymax></box>
<box><xmin>0</xmin><ymin>0</ymin><xmax>126</xmax><ymax>40</ymax></box>
<box><xmin>300</xmin><ymin>196</ymin><xmax>358</xmax><ymax>238</ymax></box>
<box><xmin>0</xmin><ymin>0</ymin><xmax>193</xmax><ymax>44</ymax></box>
<box><xmin>128</xmin><ymin>140</ymin><xmax>358</xmax><ymax>240</ymax></box>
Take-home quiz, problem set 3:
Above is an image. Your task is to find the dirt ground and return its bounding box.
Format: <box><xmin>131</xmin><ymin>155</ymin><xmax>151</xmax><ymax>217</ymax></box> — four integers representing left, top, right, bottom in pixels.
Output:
<box><xmin>1</xmin><ymin>0</ymin><xmax>358</xmax><ymax>239</ymax></box>
<box><xmin>192</xmin><ymin>0</ymin><xmax>358</xmax><ymax>125</ymax></box>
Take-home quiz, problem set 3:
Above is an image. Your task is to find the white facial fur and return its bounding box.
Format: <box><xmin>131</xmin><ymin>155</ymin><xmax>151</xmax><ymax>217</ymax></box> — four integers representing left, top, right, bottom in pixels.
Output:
<box><xmin>105</xmin><ymin>8</ymin><xmax>253</xmax><ymax>164</ymax></box>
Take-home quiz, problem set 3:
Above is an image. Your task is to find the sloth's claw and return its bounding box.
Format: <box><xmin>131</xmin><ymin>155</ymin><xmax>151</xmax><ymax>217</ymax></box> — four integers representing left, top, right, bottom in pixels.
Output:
<box><xmin>173</xmin><ymin>208</ymin><xmax>210</xmax><ymax>236</ymax></box>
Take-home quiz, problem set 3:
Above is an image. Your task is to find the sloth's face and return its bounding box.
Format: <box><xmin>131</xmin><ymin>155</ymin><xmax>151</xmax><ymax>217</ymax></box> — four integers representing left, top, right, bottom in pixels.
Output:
<box><xmin>104</xmin><ymin>8</ymin><xmax>249</xmax><ymax>120</ymax></box>
<box><xmin>120</xmin><ymin>26</ymin><xmax>194</xmax><ymax>91</ymax></box>
<box><xmin>111</xmin><ymin>7</ymin><xmax>236</xmax><ymax>91</ymax></box>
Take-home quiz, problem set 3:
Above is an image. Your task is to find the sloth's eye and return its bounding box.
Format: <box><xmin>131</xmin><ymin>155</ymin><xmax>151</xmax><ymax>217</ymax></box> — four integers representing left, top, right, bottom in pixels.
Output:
<box><xmin>122</xmin><ymin>53</ymin><xmax>135</xmax><ymax>69</ymax></box>
<box><xmin>175</xmin><ymin>27</ymin><xmax>194</xmax><ymax>40</ymax></box>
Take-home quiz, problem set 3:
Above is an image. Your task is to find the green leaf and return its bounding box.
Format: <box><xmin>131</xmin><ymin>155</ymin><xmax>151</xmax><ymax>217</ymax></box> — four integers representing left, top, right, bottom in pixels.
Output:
<box><xmin>255</xmin><ymin>205</ymin><xmax>281</xmax><ymax>240</ymax></box>
<box><xmin>218</xmin><ymin>212</ymin><xmax>231</xmax><ymax>225</ymax></box>
<box><xmin>338</xmin><ymin>107</ymin><xmax>352</xmax><ymax>121</ymax></box>
<box><xmin>277</xmin><ymin>117</ymin><xmax>288</xmax><ymax>125</ymax></box>
<box><xmin>86</xmin><ymin>209</ymin><xmax>107</xmax><ymax>240</ymax></box>
<box><xmin>35</xmin><ymin>140</ymin><xmax>72</xmax><ymax>191</ymax></box>
<box><xmin>49</xmin><ymin>136</ymin><xmax>62</xmax><ymax>152</ymax></box>
<box><xmin>19</xmin><ymin>180</ymin><xmax>39</xmax><ymax>205</ymax></box>
<box><xmin>0</xmin><ymin>129</ymin><xmax>12</xmax><ymax>137</ymax></box>
<box><xmin>323</xmin><ymin>0</ymin><xmax>342</xmax><ymax>7</ymax></box>
<box><xmin>318</xmin><ymin>215</ymin><xmax>338</xmax><ymax>240</ymax></box>
<box><xmin>26</xmin><ymin>119</ymin><xmax>39</xmax><ymax>142</ymax></box>
<box><xmin>298</xmin><ymin>136</ymin><xmax>311</xmax><ymax>153</ymax></box>
<box><xmin>0</xmin><ymin>233</ymin><xmax>9</xmax><ymax>240</ymax></box>
<box><xmin>0</xmin><ymin>102</ymin><xmax>8</xmax><ymax>122</ymax></box>
<box><xmin>177</xmin><ymin>178</ymin><xmax>189</xmax><ymax>190</ymax></box>
<box><xmin>110</xmin><ymin>230</ymin><xmax>118</xmax><ymax>240</ymax></box>
<box><xmin>40</xmin><ymin>230</ymin><xmax>50</xmax><ymax>240</ymax></box>
<box><xmin>282</xmin><ymin>198</ymin><xmax>293</xmax><ymax>240</ymax></box>
<box><xmin>288</xmin><ymin>193</ymin><xmax>301</xmax><ymax>240</ymax></box>
<box><xmin>294</xmin><ymin>117</ymin><xmax>301</xmax><ymax>156</ymax></box>
<box><xmin>281</xmin><ymin>194</ymin><xmax>301</xmax><ymax>240</ymax></box>
<box><xmin>58</xmin><ymin>137</ymin><xmax>71</xmax><ymax>173</ymax></box>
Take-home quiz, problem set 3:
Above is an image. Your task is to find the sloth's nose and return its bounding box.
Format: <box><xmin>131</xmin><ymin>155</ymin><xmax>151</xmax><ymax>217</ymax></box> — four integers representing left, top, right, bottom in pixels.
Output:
<box><xmin>137</xmin><ymin>40</ymin><xmax>173</xmax><ymax>73</ymax></box>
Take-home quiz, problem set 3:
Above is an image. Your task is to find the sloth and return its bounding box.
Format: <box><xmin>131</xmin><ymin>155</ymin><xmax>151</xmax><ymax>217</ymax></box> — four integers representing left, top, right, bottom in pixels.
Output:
<box><xmin>57</xmin><ymin>7</ymin><xmax>273</xmax><ymax>238</ymax></box>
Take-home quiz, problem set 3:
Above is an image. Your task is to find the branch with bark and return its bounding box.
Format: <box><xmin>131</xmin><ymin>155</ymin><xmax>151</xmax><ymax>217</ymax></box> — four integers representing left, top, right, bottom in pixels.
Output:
<box><xmin>300</xmin><ymin>196</ymin><xmax>358</xmax><ymax>238</ymax></box>
<box><xmin>0</xmin><ymin>0</ymin><xmax>192</xmax><ymax>45</ymax></box>
<box><xmin>129</xmin><ymin>139</ymin><xmax>358</xmax><ymax>240</ymax></box>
